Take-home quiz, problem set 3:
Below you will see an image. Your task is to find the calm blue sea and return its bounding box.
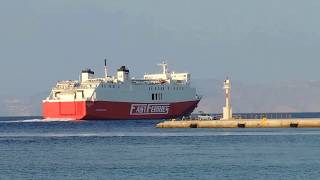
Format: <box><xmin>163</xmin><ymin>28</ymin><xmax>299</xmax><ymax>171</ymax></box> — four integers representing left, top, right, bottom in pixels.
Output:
<box><xmin>1</xmin><ymin>114</ymin><xmax>320</xmax><ymax>180</ymax></box>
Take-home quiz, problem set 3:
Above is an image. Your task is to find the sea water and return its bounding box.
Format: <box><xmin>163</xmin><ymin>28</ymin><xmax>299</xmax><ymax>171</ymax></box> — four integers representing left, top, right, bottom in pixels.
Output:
<box><xmin>0</xmin><ymin>116</ymin><xmax>320</xmax><ymax>180</ymax></box>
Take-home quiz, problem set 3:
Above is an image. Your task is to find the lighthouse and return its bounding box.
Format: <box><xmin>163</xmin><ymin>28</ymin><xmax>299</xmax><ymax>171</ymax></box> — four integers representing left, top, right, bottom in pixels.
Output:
<box><xmin>222</xmin><ymin>78</ymin><xmax>233</xmax><ymax>120</ymax></box>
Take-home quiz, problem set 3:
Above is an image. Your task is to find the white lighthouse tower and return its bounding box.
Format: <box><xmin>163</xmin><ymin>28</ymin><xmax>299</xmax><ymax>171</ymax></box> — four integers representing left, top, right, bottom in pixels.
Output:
<box><xmin>222</xmin><ymin>78</ymin><xmax>233</xmax><ymax>120</ymax></box>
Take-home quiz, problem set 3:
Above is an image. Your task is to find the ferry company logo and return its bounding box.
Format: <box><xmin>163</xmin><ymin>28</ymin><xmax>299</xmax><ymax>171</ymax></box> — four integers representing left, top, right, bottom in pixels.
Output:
<box><xmin>130</xmin><ymin>104</ymin><xmax>170</xmax><ymax>115</ymax></box>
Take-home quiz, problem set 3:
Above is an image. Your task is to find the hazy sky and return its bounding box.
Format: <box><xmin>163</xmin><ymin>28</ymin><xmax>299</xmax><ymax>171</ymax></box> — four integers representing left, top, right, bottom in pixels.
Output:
<box><xmin>1</xmin><ymin>0</ymin><xmax>320</xmax><ymax>95</ymax></box>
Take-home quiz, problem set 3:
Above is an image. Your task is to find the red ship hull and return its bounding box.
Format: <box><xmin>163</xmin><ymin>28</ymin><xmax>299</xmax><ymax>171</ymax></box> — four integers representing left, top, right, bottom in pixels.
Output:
<box><xmin>43</xmin><ymin>100</ymin><xmax>200</xmax><ymax>120</ymax></box>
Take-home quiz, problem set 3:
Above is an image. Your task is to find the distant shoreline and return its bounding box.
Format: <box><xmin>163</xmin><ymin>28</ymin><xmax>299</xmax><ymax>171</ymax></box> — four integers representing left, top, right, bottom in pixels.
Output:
<box><xmin>2</xmin><ymin>112</ymin><xmax>320</xmax><ymax>121</ymax></box>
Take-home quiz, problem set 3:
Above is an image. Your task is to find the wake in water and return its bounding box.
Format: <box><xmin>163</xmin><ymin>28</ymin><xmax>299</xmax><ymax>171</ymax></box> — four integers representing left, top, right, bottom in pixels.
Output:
<box><xmin>0</xmin><ymin>118</ymin><xmax>76</xmax><ymax>123</ymax></box>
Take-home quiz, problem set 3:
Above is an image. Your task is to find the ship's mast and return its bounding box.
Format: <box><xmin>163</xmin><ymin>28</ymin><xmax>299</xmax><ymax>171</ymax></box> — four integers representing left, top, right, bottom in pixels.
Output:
<box><xmin>158</xmin><ymin>62</ymin><xmax>168</xmax><ymax>75</ymax></box>
<box><xmin>104</xmin><ymin>59</ymin><xmax>108</xmax><ymax>79</ymax></box>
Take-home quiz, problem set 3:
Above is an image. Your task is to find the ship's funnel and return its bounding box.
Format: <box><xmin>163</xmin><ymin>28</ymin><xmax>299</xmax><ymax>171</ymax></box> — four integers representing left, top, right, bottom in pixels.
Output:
<box><xmin>81</xmin><ymin>68</ymin><xmax>95</xmax><ymax>82</ymax></box>
<box><xmin>117</xmin><ymin>66</ymin><xmax>130</xmax><ymax>82</ymax></box>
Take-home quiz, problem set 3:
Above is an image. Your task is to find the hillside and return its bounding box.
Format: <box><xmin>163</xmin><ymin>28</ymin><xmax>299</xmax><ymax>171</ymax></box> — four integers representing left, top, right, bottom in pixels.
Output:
<box><xmin>1</xmin><ymin>80</ymin><xmax>320</xmax><ymax>116</ymax></box>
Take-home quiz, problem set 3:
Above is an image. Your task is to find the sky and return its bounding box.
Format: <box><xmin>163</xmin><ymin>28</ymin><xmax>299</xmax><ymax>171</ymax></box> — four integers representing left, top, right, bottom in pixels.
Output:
<box><xmin>1</xmin><ymin>0</ymin><xmax>320</xmax><ymax>96</ymax></box>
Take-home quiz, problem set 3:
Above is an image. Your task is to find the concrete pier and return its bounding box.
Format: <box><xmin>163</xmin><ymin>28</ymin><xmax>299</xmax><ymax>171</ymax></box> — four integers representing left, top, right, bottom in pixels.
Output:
<box><xmin>156</xmin><ymin>118</ymin><xmax>320</xmax><ymax>128</ymax></box>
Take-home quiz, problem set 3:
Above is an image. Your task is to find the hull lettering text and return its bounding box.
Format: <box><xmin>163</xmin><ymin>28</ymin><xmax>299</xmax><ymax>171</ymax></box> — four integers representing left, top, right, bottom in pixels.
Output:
<box><xmin>130</xmin><ymin>104</ymin><xmax>170</xmax><ymax>115</ymax></box>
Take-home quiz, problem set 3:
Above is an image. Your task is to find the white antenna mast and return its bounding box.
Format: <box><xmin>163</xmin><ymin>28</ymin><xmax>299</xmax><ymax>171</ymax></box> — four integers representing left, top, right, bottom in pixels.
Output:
<box><xmin>104</xmin><ymin>59</ymin><xmax>108</xmax><ymax>79</ymax></box>
<box><xmin>158</xmin><ymin>61</ymin><xmax>168</xmax><ymax>75</ymax></box>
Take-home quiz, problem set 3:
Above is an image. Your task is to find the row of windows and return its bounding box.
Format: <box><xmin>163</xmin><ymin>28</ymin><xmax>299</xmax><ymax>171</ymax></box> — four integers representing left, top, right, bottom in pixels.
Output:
<box><xmin>152</xmin><ymin>93</ymin><xmax>163</xmax><ymax>101</ymax></box>
<box><xmin>100</xmin><ymin>84</ymin><xmax>185</xmax><ymax>91</ymax></box>
<box><xmin>101</xmin><ymin>84</ymin><xmax>120</xmax><ymax>88</ymax></box>
<box><xmin>148</xmin><ymin>86</ymin><xmax>184</xmax><ymax>91</ymax></box>
<box><xmin>150</xmin><ymin>87</ymin><xmax>165</xmax><ymax>91</ymax></box>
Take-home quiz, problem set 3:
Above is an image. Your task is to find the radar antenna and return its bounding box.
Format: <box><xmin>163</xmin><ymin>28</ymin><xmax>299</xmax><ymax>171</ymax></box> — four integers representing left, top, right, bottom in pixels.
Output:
<box><xmin>158</xmin><ymin>61</ymin><xmax>168</xmax><ymax>75</ymax></box>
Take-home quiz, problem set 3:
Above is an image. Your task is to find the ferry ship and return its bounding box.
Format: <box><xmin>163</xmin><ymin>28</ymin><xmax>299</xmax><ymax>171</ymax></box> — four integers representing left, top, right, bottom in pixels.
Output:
<box><xmin>42</xmin><ymin>61</ymin><xmax>201</xmax><ymax>120</ymax></box>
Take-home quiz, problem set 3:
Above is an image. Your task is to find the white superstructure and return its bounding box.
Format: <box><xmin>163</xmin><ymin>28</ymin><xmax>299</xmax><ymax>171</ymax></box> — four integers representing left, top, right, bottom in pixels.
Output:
<box><xmin>43</xmin><ymin>62</ymin><xmax>201</xmax><ymax>120</ymax></box>
<box><xmin>46</xmin><ymin>62</ymin><xmax>200</xmax><ymax>103</ymax></box>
